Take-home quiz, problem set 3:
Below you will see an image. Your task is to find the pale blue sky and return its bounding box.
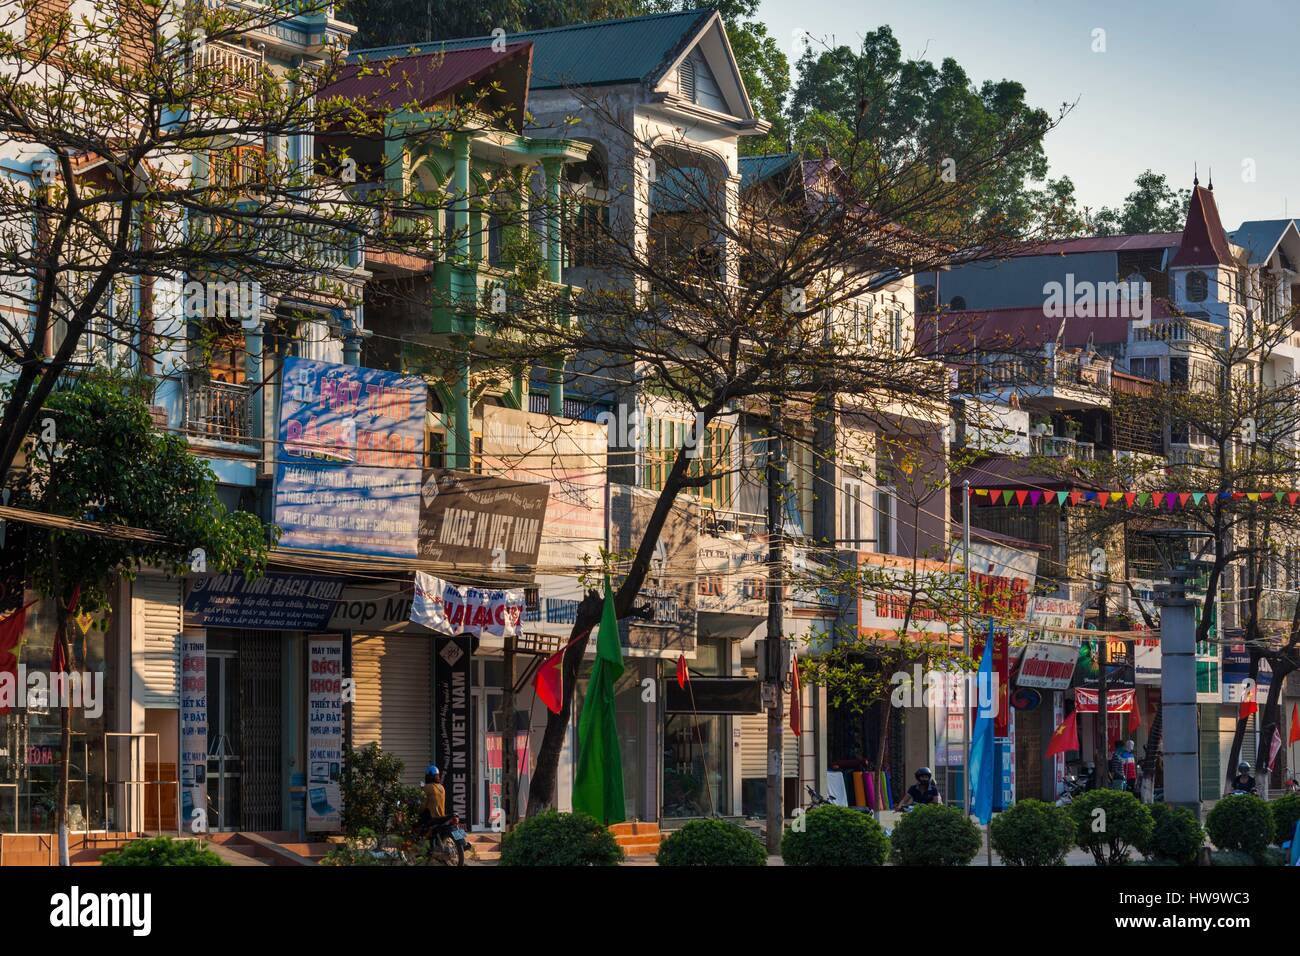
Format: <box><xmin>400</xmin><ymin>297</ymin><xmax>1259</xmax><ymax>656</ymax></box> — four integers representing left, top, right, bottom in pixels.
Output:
<box><xmin>758</xmin><ymin>0</ymin><xmax>1296</xmax><ymax>226</ymax></box>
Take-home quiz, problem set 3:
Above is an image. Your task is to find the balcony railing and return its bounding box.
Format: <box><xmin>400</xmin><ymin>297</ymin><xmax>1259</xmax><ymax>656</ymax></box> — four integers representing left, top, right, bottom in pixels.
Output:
<box><xmin>959</xmin><ymin>352</ymin><xmax>1111</xmax><ymax>395</ymax></box>
<box><xmin>183</xmin><ymin>376</ymin><xmax>253</xmax><ymax>444</ymax></box>
<box><xmin>1030</xmin><ymin>433</ymin><xmax>1095</xmax><ymax>460</ymax></box>
<box><xmin>1166</xmin><ymin>445</ymin><xmax>1217</xmax><ymax>468</ymax></box>
<box><xmin>1131</xmin><ymin>317</ymin><xmax>1225</xmax><ymax>346</ymax></box>
<box><xmin>196</xmin><ymin>41</ymin><xmax>262</xmax><ymax>92</ymax></box>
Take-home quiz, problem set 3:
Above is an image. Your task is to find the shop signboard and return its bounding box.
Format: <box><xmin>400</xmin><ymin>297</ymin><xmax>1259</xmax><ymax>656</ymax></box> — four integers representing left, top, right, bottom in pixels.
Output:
<box><xmin>1134</xmin><ymin>631</ymin><xmax>1161</xmax><ymax>685</ymax></box>
<box><xmin>1076</xmin><ymin>636</ymin><xmax>1135</xmax><ymax>690</ymax></box>
<box><xmin>434</xmin><ymin>633</ymin><xmax>474</xmax><ymax>821</ymax></box>
<box><xmin>696</xmin><ymin>534</ymin><xmax>767</xmax><ymax>617</ymax></box>
<box><xmin>184</xmin><ymin>573</ymin><xmax>344</xmax><ymax>631</ymax></box>
<box><xmin>485</xmin><ymin>732</ymin><xmax>530</xmax><ymax>826</ymax></box>
<box><xmin>951</xmin><ymin>540</ymin><xmax>1038</xmax><ymax>620</ymax></box>
<box><xmin>853</xmin><ymin>552</ymin><xmax>961</xmax><ymax>639</ymax></box>
<box><xmin>972</xmin><ymin>626</ymin><xmax>1012</xmax><ymax>737</ymax></box>
<box><xmin>608</xmin><ymin>484</ymin><xmax>697</xmax><ymax>659</ymax></box>
<box><xmin>179</xmin><ymin>633</ymin><xmax>207</xmax><ymax>832</ymax></box>
<box><xmin>481</xmin><ymin>407</ymin><xmax>607</xmax><ymax>640</ymax></box>
<box><xmin>1222</xmin><ymin>641</ymin><xmax>1272</xmax><ymax>704</ymax></box>
<box><xmin>273</xmin><ymin>357</ymin><xmax>426</xmax><ymax>557</ymax></box>
<box><xmin>1016</xmin><ymin>642</ymin><xmax>1078</xmax><ymax>691</ymax></box>
<box><xmin>307</xmin><ymin>637</ymin><xmax>343</xmax><ymax>832</ymax></box>
<box><xmin>417</xmin><ymin>469</ymin><xmax>549</xmax><ymax>568</ymax></box>
<box><xmin>1024</xmin><ymin>596</ymin><xmax>1083</xmax><ymax>637</ymax></box>
<box><xmin>1074</xmin><ymin>687</ymin><xmax>1136</xmax><ymax>713</ymax></box>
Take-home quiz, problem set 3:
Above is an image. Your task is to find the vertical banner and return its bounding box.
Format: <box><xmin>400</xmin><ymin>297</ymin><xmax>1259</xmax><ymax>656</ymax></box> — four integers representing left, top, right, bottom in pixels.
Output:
<box><xmin>179</xmin><ymin>633</ymin><xmax>207</xmax><ymax>832</ymax></box>
<box><xmin>307</xmin><ymin>637</ymin><xmax>344</xmax><ymax>832</ymax></box>
<box><xmin>486</xmin><ymin>732</ymin><xmax>530</xmax><ymax>825</ymax></box>
<box><xmin>435</xmin><ymin>634</ymin><xmax>473</xmax><ymax>822</ymax></box>
<box><xmin>1053</xmin><ymin>691</ymin><xmax>1065</xmax><ymax>798</ymax></box>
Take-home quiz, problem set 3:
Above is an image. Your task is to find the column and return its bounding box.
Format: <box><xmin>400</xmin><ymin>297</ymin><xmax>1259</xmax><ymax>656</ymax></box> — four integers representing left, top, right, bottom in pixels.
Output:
<box><xmin>542</xmin><ymin>157</ymin><xmax>565</xmax><ymax>416</ymax></box>
<box><xmin>1158</xmin><ymin>571</ymin><xmax>1201</xmax><ymax>815</ymax></box>
<box><xmin>244</xmin><ymin>312</ymin><xmax>268</xmax><ymax>455</ymax></box>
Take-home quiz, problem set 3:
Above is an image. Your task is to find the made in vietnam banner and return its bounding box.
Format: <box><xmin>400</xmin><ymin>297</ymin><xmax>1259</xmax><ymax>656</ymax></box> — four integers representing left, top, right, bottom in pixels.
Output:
<box><xmin>273</xmin><ymin>357</ymin><xmax>426</xmax><ymax>557</ymax></box>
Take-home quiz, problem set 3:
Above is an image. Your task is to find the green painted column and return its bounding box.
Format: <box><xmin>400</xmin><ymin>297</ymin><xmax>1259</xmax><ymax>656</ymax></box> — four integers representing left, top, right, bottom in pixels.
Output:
<box><xmin>543</xmin><ymin>158</ymin><xmax>565</xmax><ymax>416</ymax></box>
<box><xmin>453</xmin><ymin>352</ymin><xmax>471</xmax><ymax>470</ymax></box>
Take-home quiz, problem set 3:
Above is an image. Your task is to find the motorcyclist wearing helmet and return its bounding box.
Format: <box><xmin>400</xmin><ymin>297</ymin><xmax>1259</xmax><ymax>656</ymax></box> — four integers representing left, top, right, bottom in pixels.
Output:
<box><xmin>422</xmin><ymin>763</ymin><xmax>447</xmax><ymax>821</ymax></box>
<box><xmin>1227</xmin><ymin>761</ymin><xmax>1257</xmax><ymax>796</ymax></box>
<box><xmin>897</xmin><ymin>767</ymin><xmax>942</xmax><ymax>809</ymax></box>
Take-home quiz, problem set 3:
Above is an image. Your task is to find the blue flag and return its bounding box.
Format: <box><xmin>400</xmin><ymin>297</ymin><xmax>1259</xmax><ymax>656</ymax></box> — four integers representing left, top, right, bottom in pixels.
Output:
<box><xmin>969</xmin><ymin>621</ymin><xmax>997</xmax><ymax>825</ymax></box>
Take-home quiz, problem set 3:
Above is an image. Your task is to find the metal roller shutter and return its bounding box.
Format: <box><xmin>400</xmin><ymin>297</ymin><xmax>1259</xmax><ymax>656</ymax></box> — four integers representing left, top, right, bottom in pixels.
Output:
<box><xmin>351</xmin><ymin>635</ymin><xmax>433</xmax><ymax>787</ymax></box>
<box><xmin>740</xmin><ymin>712</ymin><xmax>798</xmax><ymax>779</ymax></box>
<box><xmin>132</xmin><ymin>574</ymin><xmax>183</xmax><ymax>708</ymax></box>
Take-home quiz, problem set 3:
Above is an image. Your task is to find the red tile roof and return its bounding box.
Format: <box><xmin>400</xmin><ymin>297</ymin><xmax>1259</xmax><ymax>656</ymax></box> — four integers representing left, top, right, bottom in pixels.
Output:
<box><xmin>925</xmin><ymin>300</ymin><xmax>1175</xmax><ymax>353</ymax></box>
<box><xmin>1170</xmin><ymin>186</ymin><xmax>1235</xmax><ymax>268</ymax></box>
<box><xmin>1012</xmin><ymin>233</ymin><xmax>1182</xmax><ymax>257</ymax></box>
<box><xmin>324</xmin><ymin>42</ymin><xmax>533</xmax><ymax>114</ymax></box>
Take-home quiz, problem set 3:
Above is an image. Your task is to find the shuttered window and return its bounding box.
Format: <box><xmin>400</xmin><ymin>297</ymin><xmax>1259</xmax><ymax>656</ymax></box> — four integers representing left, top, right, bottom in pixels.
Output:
<box><xmin>740</xmin><ymin>712</ymin><xmax>798</xmax><ymax>779</ymax></box>
<box><xmin>350</xmin><ymin>635</ymin><xmax>433</xmax><ymax>786</ymax></box>
<box><xmin>133</xmin><ymin>574</ymin><xmax>182</xmax><ymax>708</ymax></box>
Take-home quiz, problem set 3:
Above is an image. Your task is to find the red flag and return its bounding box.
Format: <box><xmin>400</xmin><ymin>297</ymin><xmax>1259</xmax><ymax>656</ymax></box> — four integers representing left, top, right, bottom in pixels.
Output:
<box><xmin>1045</xmin><ymin>711</ymin><xmax>1079</xmax><ymax>757</ymax></box>
<box><xmin>1289</xmin><ymin>703</ymin><xmax>1300</xmax><ymax>745</ymax></box>
<box><xmin>675</xmin><ymin>653</ymin><xmax>688</xmax><ymax>690</ymax></box>
<box><xmin>1239</xmin><ymin>681</ymin><xmax>1258</xmax><ymax>720</ymax></box>
<box><xmin>789</xmin><ymin>656</ymin><xmax>801</xmax><ymax>737</ymax></box>
<box><xmin>534</xmin><ymin>646</ymin><xmax>565</xmax><ymax>715</ymax></box>
<box><xmin>1128</xmin><ymin>694</ymin><xmax>1142</xmax><ymax>734</ymax></box>
<box><xmin>0</xmin><ymin>605</ymin><xmax>27</xmax><ymax>716</ymax></box>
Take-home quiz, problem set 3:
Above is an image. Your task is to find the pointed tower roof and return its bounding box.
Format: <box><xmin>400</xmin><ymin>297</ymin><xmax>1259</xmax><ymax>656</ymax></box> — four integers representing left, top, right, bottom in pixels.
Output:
<box><xmin>1170</xmin><ymin>185</ymin><xmax>1235</xmax><ymax>268</ymax></box>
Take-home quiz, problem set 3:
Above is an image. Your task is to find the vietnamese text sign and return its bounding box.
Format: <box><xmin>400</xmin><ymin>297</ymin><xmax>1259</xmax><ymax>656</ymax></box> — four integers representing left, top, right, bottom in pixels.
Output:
<box><xmin>1016</xmin><ymin>642</ymin><xmax>1078</xmax><ymax>691</ymax></box>
<box><xmin>307</xmin><ymin>638</ymin><xmax>344</xmax><ymax>832</ymax></box>
<box><xmin>609</xmin><ymin>484</ymin><xmax>697</xmax><ymax>658</ymax></box>
<box><xmin>418</xmin><ymin>469</ymin><xmax>548</xmax><ymax>567</ymax></box>
<box><xmin>410</xmin><ymin>571</ymin><xmax>524</xmax><ymax>638</ymax></box>
<box><xmin>697</xmin><ymin>535</ymin><xmax>767</xmax><ymax>617</ymax></box>
<box><xmin>273</xmin><ymin>357</ymin><xmax>426</xmax><ymax>557</ymax></box>
<box><xmin>179</xmin><ymin>634</ymin><xmax>207</xmax><ymax>832</ymax></box>
<box><xmin>435</xmin><ymin>634</ymin><xmax>473</xmax><ymax>821</ymax></box>
<box><xmin>184</xmin><ymin>573</ymin><xmax>344</xmax><ymax>631</ymax></box>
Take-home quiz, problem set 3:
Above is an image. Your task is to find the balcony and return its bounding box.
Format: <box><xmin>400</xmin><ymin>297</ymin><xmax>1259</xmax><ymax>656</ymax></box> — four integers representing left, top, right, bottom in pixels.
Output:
<box><xmin>196</xmin><ymin>41</ymin><xmax>262</xmax><ymax>93</ymax></box>
<box><xmin>1030</xmin><ymin>433</ymin><xmax>1095</xmax><ymax>460</ymax></box>
<box><xmin>1167</xmin><ymin>445</ymin><xmax>1217</xmax><ymax>468</ymax></box>
<box><xmin>182</xmin><ymin>375</ymin><xmax>253</xmax><ymax>445</ymax></box>
<box><xmin>1131</xmin><ymin>316</ymin><xmax>1225</xmax><ymax>347</ymax></box>
<box><xmin>957</xmin><ymin>350</ymin><xmax>1112</xmax><ymax>409</ymax></box>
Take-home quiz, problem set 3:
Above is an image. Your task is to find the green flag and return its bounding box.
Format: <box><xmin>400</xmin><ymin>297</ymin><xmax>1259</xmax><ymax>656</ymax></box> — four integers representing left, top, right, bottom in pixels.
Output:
<box><xmin>572</xmin><ymin>577</ymin><xmax>626</xmax><ymax>825</ymax></box>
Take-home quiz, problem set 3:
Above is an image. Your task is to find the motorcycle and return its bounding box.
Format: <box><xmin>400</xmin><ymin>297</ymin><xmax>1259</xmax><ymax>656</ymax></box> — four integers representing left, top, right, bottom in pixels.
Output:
<box><xmin>1055</xmin><ymin>774</ymin><xmax>1087</xmax><ymax>807</ymax></box>
<box><xmin>804</xmin><ymin>785</ymin><xmax>837</xmax><ymax>808</ymax></box>
<box><xmin>407</xmin><ymin>813</ymin><xmax>467</xmax><ymax>866</ymax></box>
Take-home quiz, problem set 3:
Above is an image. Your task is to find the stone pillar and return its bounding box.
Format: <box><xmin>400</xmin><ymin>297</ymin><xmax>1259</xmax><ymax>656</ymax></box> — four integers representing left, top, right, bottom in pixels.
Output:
<box><xmin>1158</xmin><ymin>570</ymin><xmax>1201</xmax><ymax>816</ymax></box>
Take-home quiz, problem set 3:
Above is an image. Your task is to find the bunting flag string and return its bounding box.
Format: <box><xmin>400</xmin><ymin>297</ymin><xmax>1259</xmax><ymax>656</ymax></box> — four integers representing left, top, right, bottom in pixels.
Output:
<box><xmin>968</xmin><ymin>487</ymin><xmax>1300</xmax><ymax>510</ymax></box>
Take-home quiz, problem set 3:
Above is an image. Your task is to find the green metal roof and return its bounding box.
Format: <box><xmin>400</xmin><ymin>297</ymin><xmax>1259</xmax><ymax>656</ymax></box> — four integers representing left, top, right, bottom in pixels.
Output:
<box><xmin>350</xmin><ymin>9</ymin><xmax>714</xmax><ymax>91</ymax></box>
<box><xmin>738</xmin><ymin>153</ymin><xmax>800</xmax><ymax>190</ymax></box>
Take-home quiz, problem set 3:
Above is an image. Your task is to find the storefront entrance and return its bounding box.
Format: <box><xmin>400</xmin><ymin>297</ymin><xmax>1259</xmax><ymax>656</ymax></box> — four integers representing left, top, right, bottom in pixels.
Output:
<box><xmin>206</xmin><ymin>649</ymin><xmax>241</xmax><ymax>830</ymax></box>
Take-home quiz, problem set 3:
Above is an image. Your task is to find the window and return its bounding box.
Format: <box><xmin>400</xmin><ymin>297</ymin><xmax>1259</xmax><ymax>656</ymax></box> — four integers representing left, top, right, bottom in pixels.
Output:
<box><xmin>949</xmin><ymin>295</ymin><xmax>967</xmax><ymax>311</ymax></box>
<box><xmin>1186</xmin><ymin>270</ymin><xmax>1208</xmax><ymax>303</ymax></box>
<box><xmin>840</xmin><ymin>478</ymin><xmax>865</xmax><ymax>547</ymax></box>
<box><xmin>563</xmin><ymin>198</ymin><xmax>610</xmax><ymax>269</ymax></box>
<box><xmin>1169</xmin><ymin>357</ymin><xmax>1188</xmax><ymax>386</ymax></box>
<box><xmin>892</xmin><ymin>309</ymin><xmax>905</xmax><ymax>351</ymax></box>
<box><xmin>210</xmin><ymin>145</ymin><xmax>265</xmax><ymax>190</ymax></box>
<box><xmin>875</xmin><ymin>485</ymin><xmax>895</xmax><ymax>554</ymax></box>
<box><xmin>1128</xmin><ymin>357</ymin><xmax>1160</xmax><ymax>380</ymax></box>
<box><xmin>678</xmin><ymin>56</ymin><xmax>696</xmax><ymax>100</ymax></box>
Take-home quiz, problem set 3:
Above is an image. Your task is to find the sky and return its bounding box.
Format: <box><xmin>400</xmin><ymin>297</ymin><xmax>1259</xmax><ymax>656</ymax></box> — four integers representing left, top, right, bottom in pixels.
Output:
<box><xmin>758</xmin><ymin>0</ymin><xmax>1299</xmax><ymax>228</ymax></box>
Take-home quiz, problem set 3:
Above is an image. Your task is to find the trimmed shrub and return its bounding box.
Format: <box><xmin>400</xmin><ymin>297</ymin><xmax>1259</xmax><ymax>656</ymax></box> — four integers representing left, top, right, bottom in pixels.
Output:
<box><xmin>1144</xmin><ymin>803</ymin><xmax>1205</xmax><ymax>866</ymax></box>
<box><xmin>890</xmin><ymin>804</ymin><xmax>982</xmax><ymax>866</ymax></box>
<box><xmin>498</xmin><ymin>810</ymin><xmax>624</xmax><ymax>866</ymax></box>
<box><xmin>1068</xmin><ymin>789</ymin><xmax>1154</xmax><ymax>866</ymax></box>
<box><xmin>989</xmin><ymin>799</ymin><xmax>1075</xmax><ymax>866</ymax></box>
<box><xmin>1205</xmin><ymin>794</ymin><xmax>1272</xmax><ymax>855</ymax></box>
<box><xmin>782</xmin><ymin>805</ymin><xmax>889</xmax><ymax>866</ymax></box>
<box><xmin>340</xmin><ymin>743</ymin><xmax>423</xmax><ymax>842</ymax></box>
<box><xmin>100</xmin><ymin>836</ymin><xmax>228</xmax><ymax>866</ymax></box>
<box><xmin>1209</xmin><ymin>849</ymin><xmax>1257</xmax><ymax>867</ymax></box>
<box><xmin>656</xmin><ymin>819</ymin><xmax>766</xmax><ymax>866</ymax></box>
<box><xmin>1269</xmin><ymin>793</ymin><xmax>1300</xmax><ymax>847</ymax></box>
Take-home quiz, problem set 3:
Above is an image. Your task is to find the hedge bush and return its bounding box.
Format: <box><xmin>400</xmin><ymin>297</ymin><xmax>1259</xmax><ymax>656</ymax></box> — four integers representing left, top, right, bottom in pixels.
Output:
<box><xmin>100</xmin><ymin>836</ymin><xmax>228</xmax><ymax>866</ymax></box>
<box><xmin>1205</xmin><ymin>795</ymin><xmax>1272</xmax><ymax>855</ymax></box>
<box><xmin>890</xmin><ymin>804</ymin><xmax>982</xmax><ymax>866</ymax></box>
<box><xmin>782</xmin><ymin>805</ymin><xmax>889</xmax><ymax>866</ymax></box>
<box><xmin>498</xmin><ymin>810</ymin><xmax>624</xmax><ymax>866</ymax></box>
<box><xmin>988</xmin><ymin>799</ymin><xmax>1075</xmax><ymax>866</ymax></box>
<box><xmin>340</xmin><ymin>743</ymin><xmax>423</xmax><ymax>843</ymax></box>
<box><xmin>1068</xmin><ymin>789</ymin><xmax>1154</xmax><ymax>866</ymax></box>
<box><xmin>1144</xmin><ymin>803</ymin><xmax>1205</xmax><ymax>866</ymax></box>
<box><xmin>656</xmin><ymin>819</ymin><xmax>766</xmax><ymax>866</ymax></box>
<box><xmin>1269</xmin><ymin>793</ymin><xmax>1300</xmax><ymax>847</ymax></box>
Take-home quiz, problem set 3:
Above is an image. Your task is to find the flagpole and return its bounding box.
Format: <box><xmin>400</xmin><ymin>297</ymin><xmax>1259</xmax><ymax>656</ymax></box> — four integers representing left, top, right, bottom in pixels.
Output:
<box><xmin>962</xmin><ymin>480</ymin><xmax>971</xmax><ymax>815</ymax></box>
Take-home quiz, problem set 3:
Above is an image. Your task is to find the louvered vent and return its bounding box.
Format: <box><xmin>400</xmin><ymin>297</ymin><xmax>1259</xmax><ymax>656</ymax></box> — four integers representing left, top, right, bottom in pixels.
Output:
<box><xmin>134</xmin><ymin>574</ymin><xmax>182</xmax><ymax>708</ymax></box>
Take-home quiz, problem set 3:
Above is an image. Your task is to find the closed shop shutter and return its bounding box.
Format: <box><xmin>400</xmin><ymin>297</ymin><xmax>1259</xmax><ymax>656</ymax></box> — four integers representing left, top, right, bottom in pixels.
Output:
<box><xmin>351</xmin><ymin>635</ymin><xmax>432</xmax><ymax>787</ymax></box>
<box><xmin>133</xmin><ymin>574</ymin><xmax>183</xmax><ymax>708</ymax></box>
<box><xmin>740</xmin><ymin>712</ymin><xmax>797</xmax><ymax>779</ymax></box>
<box><xmin>1016</xmin><ymin>708</ymin><xmax>1043</xmax><ymax>801</ymax></box>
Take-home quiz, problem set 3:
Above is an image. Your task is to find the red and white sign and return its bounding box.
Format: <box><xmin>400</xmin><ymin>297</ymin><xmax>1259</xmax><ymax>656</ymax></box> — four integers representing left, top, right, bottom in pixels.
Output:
<box><xmin>1017</xmin><ymin>642</ymin><xmax>1078</xmax><ymax>691</ymax></box>
<box><xmin>410</xmin><ymin>571</ymin><xmax>524</xmax><ymax>638</ymax></box>
<box><xmin>1074</xmin><ymin>687</ymin><xmax>1135</xmax><ymax>713</ymax></box>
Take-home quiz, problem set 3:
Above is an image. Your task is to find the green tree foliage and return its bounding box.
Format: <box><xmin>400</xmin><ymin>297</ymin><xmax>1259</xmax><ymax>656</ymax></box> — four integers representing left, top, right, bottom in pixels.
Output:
<box><xmin>1091</xmin><ymin>170</ymin><xmax>1190</xmax><ymax>236</ymax></box>
<box><xmin>988</xmin><ymin>799</ymin><xmax>1076</xmax><ymax>866</ymax></box>
<box><xmin>1204</xmin><ymin>794</ymin><xmax>1273</xmax><ymax>856</ymax></box>
<box><xmin>786</xmin><ymin>27</ymin><xmax>1059</xmax><ymax>235</ymax></box>
<box><xmin>890</xmin><ymin>803</ymin><xmax>983</xmax><ymax>866</ymax></box>
<box><xmin>1068</xmin><ymin>790</ymin><xmax>1154</xmax><ymax>866</ymax></box>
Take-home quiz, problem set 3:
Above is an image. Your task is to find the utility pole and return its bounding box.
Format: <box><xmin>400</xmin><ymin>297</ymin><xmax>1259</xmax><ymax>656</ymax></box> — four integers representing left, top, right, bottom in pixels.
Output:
<box><xmin>1096</xmin><ymin>576</ymin><xmax>1110</xmax><ymax>788</ymax></box>
<box><xmin>764</xmin><ymin>395</ymin><xmax>786</xmax><ymax>855</ymax></box>
<box><xmin>1157</xmin><ymin>564</ymin><xmax>1201</xmax><ymax>816</ymax></box>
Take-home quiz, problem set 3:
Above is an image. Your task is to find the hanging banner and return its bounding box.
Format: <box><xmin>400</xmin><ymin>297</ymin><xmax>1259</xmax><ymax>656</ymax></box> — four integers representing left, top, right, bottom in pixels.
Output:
<box><xmin>273</xmin><ymin>357</ymin><xmax>426</xmax><ymax>557</ymax></box>
<box><xmin>972</xmin><ymin>626</ymin><xmax>1011</xmax><ymax>737</ymax></box>
<box><xmin>307</xmin><ymin>637</ymin><xmax>344</xmax><ymax>832</ymax></box>
<box><xmin>179</xmin><ymin>633</ymin><xmax>207</xmax><ymax>833</ymax></box>
<box><xmin>485</xmin><ymin>732</ymin><xmax>530</xmax><ymax>827</ymax></box>
<box><xmin>1016</xmin><ymin>642</ymin><xmax>1079</xmax><ymax>691</ymax></box>
<box><xmin>417</xmin><ymin>469</ymin><xmax>549</xmax><ymax>568</ymax></box>
<box><xmin>434</xmin><ymin>633</ymin><xmax>474</xmax><ymax>822</ymax></box>
<box><xmin>184</xmin><ymin>572</ymin><xmax>344</xmax><ymax>631</ymax></box>
<box><xmin>1222</xmin><ymin>641</ymin><xmax>1273</xmax><ymax>704</ymax></box>
<box><xmin>410</xmin><ymin>571</ymin><xmax>524</xmax><ymax>638</ymax></box>
<box><xmin>1074</xmin><ymin>687</ymin><xmax>1136</xmax><ymax>713</ymax></box>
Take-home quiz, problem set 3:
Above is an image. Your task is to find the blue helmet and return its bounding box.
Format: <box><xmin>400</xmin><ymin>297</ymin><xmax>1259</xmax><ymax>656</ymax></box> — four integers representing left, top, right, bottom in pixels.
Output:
<box><xmin>426</xmin><ymin>764</ymin><xmax>440</xmax><ymax>777</ymax></box>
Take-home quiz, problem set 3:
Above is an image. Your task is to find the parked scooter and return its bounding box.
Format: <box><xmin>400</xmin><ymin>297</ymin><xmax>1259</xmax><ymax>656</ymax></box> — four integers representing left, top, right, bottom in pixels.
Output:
<box><xmin>804</xmin><ymin>785</ymin><xmax>837</xmax><ymax>808</ymax></box>
<box><xmin>1055</xmin><ymin>774</ymin><xmax>1088</xmax><ymax>807</ymax></box>
<box><xmin>408</xmin><ymin>813</ymin><xmax>466</xmax><ymax>866</ymax></box>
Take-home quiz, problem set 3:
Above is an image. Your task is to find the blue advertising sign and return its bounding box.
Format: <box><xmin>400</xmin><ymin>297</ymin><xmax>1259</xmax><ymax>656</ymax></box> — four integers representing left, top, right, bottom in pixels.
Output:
<box><xmin>185</xmin><ymin>572</ymin><xmax>346</xmax><ymax>631</ymax></box>
<box><xmin>273</xmin><ymin>357</ymin><xmax>426</xmax><ymax>557</ymax></box>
